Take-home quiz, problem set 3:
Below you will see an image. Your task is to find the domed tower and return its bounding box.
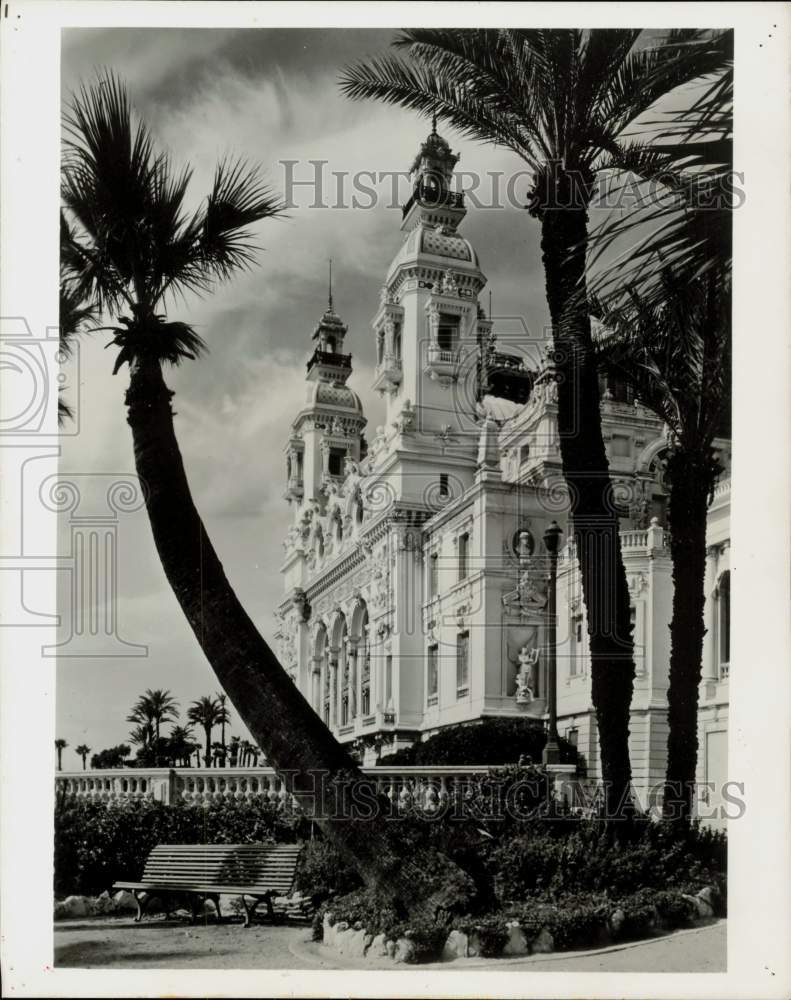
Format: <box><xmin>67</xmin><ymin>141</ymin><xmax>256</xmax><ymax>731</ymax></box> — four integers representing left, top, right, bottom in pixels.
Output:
<box><xmin>284</xmin><ymin>281</ymin><xmax>366</xmax><ymax>509</ymax></box>
<box><xmin>369</xmin><ymin>120</ymin><xmax>489</xmax><ymax>493</ymax></box>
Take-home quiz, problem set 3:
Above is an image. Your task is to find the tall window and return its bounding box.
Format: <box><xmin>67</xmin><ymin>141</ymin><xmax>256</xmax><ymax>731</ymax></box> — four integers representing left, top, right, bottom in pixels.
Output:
<box><xmin>361</xmin><ymin>622</ymin><xmax>371</xmax><ymax>717</ymax></box>
<box><xmin>393</xmin><ymin>323</ymin><xmax>402</xmax><ymax>360</ymax></box>
<box><xmin>456</xmin><ymin>631</ymin><xmax>469</xmax><ymax>696</ymax></box>
<box><xmin>570</xmin><ymin>614</ymin><xmax>584</xmax><ymax>677</ymax></box>
<box><xmin>458</xmin><ymin>532</ymin><xmax>469</xmax><ymax>581</ymax></box>
<box><xmin>437</xmin><ymin>313</ymin><xmax>459</xmax><ymax>352</ymax></box>
<box><xmin>427</xmin><ymin>645</ymin><xmax>439</xmax><ymax>705</ymax></box>
<box><xmin>323</xmin><ymin>668</ymin><xmax>330</xmax><ymax>726</ymax></box>
<box><xmin>385</xmin><ymin>654</ymin><xmax>393</xmax><ymax>707</ymax></box>
<box><xmin>439</xmin><ymin>473</ymin><xmax>450</xmax><ymax>500</ymax></box>
<box><xmin>328</xmin><ymin>447</ymin><xmax>345</xmax><ymax>477</ymax></box>
<box><xmin>718</xmin><ymin>571</ymin><xmax>730</xmax><ymax>678</ymax></box>
<box><xmin>429</xmin><ymin>552</ymin><xmax>439</xmax><ymax>598</ymax></box>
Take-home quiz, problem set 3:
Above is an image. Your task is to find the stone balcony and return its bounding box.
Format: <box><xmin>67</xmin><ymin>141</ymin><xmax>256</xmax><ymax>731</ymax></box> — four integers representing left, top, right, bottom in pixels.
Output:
<box><xmin>283</xmin><ymin>476</ymin><xmax>304</xmax><ymax>502</ymax></box>
<box><xmin>372</xmin><ymin>353</ymin><xmax>402</xmax><ymax>392</ymax></box>
<box><xmin>423</xmin><ymin>344</ymin><xmax>460</xmax><ymax>383</ymax></box>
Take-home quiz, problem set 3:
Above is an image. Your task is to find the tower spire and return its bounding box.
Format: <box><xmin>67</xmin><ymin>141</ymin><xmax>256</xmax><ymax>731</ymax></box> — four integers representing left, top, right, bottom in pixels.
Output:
<box><xmin>328</xmin><ymin>258</ymin><xmax>333</xmax><ymax>313</ymax></box>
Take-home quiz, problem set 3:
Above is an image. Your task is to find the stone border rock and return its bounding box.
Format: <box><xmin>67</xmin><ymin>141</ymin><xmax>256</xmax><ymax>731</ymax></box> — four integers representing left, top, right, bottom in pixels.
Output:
<box><xmin>320</xmin><ymin>886</ymin><xmax>722</xmax><ymax>965</ymax></box>
<box><xmin>54</xmin><ymin>890</ymin><xmax>314</xmax><ymax>923</ymax></box>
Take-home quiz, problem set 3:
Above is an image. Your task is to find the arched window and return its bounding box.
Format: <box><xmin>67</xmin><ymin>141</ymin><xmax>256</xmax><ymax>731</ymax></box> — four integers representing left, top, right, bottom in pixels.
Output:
<box><xmin>360</xmin><ymin>615</ymin><xmax>371</xmax><ymax>717</ymax></box>
<box><xmin>717</xmin><ymin>571</ymin><xmax>730</xmax><ymax>679</ymax></box>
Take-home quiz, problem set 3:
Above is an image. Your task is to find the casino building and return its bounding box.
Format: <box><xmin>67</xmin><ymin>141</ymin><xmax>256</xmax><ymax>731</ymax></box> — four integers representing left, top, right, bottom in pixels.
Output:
<box><xmin>276</xmin><ymin>125</ymin><xmax>731</xmax><ymax>814</ymax></box>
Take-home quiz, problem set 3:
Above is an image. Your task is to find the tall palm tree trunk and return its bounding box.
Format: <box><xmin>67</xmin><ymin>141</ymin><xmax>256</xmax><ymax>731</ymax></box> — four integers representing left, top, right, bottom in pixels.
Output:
<box><xmin>537</xmin><ymin>181</ymin><xmax>636</xmax><ymax>822</ymax></box>
<box><xmin>125</xmin><ymin>357</ymin><xmax>471</xmax><ymax>917</ymax></box>
<box><xmin>203</xmin><ymin>727</ymin><xmax>212</xmax><ymax>768</ymax></box>
<box><xmin>663</xmin><ymin>450</ymin><xmax>711</xmax><ymax>822</ymax></box>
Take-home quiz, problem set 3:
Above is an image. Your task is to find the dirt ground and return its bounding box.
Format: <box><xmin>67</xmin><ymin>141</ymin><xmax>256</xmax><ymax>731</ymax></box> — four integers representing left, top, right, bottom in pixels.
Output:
<box><xmin>54</xmin><ymin>914</ymin><xmax>726</xmax><ymax>972</ymax></box>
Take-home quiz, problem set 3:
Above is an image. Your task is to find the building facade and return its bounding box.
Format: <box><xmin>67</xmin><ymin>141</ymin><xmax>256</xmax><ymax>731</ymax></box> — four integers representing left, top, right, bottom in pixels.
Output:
<box><xmin>277</xmin><ymin>126</ymin><xmax>731</xmax><ymax>816</ymax></box>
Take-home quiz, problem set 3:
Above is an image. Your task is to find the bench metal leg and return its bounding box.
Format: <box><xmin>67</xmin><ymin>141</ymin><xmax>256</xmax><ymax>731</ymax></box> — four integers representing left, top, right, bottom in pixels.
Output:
<box><xmin>132</xmin><ymin>890</ymin><xmax>150</xmax><ymax>923</ymax></box>
<box><xmin>240</xmin><ymin>896</ymin><xmax>261</xmax><ymax>929</ymax></box>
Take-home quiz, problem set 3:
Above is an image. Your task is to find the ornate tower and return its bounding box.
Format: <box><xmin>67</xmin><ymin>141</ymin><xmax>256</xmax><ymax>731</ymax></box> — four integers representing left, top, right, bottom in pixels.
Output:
<box><xmin>283</xmin><ymin>282</ymin><xmax>366</xmax><ymax>511</ymax></box>
<box><xmin>368</xmin><ymin>121</ymin><xmax>490</xmax><ymax>503</ymax></box>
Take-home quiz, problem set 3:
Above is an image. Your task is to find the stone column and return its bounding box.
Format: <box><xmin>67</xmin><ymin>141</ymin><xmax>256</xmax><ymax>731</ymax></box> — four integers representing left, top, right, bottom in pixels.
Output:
<box><xmin>348</xmin><ymin>638</ymin><xmax>359</xmax><ymax>718</ymax></box>
<box><xmin>328</xmin><ymin>651</ymin><xmax>339</xmax><ymax>728</ymax></box>
<box><xmin>310</xmin><ymin>657</ymin><xmax>322</xmax><ymax>711</ymax></box>
<box><xmin>702</xmin><ymin>546</ymin><xmax>719</xmax><ymax>687</ymax></box>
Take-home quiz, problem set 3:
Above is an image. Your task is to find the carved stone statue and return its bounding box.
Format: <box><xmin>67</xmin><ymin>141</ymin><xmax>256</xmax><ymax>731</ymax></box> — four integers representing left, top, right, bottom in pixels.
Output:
<box><xmin>515</xmin><ymin>645</ymin><xmax>539</xmax><ymax>704</ymax></box>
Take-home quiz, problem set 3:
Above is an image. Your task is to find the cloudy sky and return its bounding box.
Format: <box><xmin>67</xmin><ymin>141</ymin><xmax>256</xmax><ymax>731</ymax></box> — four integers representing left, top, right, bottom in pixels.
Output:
<box><xmin>56</xmin><ymin>27</ymin><xmax>552</xmax><ymax>762</ymax></box>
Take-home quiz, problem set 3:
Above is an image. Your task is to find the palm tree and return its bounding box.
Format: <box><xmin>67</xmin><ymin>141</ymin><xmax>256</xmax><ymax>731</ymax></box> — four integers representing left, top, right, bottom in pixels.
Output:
<box><xmin>128</xmin><ymin>689</ymin><xmax>179</xmax><ymax>744</ymax></box>
<box><xmin>340</xmin><ymin>28</ymin><xmax>731</xmax><ymax>820</ymax></box>
<box><xmin>128</xmin><ymin>722</ymin><xmax>154</xmax><ymax>754</ymax></box>
<box><xmin>59</xmin><ymin>214</ymin><xmax>97</xmax><ymax>423</ymax></box>
<box><xmin>239</xmin><ymin>739</ymin><xmax>252</xmax><ymax>767</ymax></box>
<box><xmin>55</xmin><ymin>738</ymin><xmax>68</xmax><ymax>771</ymax></box>
<box><xmin>229</xmin><ymin>735</ymin><xmax>241</xmax><ymax>767</ymax></box>
<box><xmin>187</xmin><ymin>696</ymin><xmax>225</xmax><ymax>768</ymax></box>
<box><xmin>75</xmin><ymin>744</ymin><xmax>91</xmax><ymax>770</ymax></box>
<box><xmin>169</xmin><ymin>725</ymin><xmax>197</xmax><ymax>767</ymax></box>
<box><xmin>215</xmin><ymin>692</ymin><xmax>231</xmax><ymax>766</ymax></box>
<box><xmin>593</xmin><ymin>260</ymin><xmax>730</xmax><ymax>823</ymax></box>
<box><xmin>60</xmin><ymin>71</ymin><xmax>475</xmax><ymax>920</ymax></box>
<box><xmin>589</xmin><ymin>58</ymin><xmax>733</xmax><ymax>824</ymax></box>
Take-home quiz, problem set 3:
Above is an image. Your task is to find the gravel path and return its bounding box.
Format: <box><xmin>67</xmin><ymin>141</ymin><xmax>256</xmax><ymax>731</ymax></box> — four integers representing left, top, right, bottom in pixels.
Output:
<box><xmin>55</xmin><ymin>915</ymin><xmax>725</xmax><ymax>972</ymax></box>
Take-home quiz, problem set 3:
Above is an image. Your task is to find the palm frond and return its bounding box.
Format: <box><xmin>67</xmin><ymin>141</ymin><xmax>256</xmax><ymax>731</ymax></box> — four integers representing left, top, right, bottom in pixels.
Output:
<box><xmin>62</xmin><ymin>70</ymin><xmax>285</xmax><ymax>373</ymax></box>
<box><xmin>340</xmin><ymin>49</ymin><xmax>537</xmax><ymax>165</ymax></box>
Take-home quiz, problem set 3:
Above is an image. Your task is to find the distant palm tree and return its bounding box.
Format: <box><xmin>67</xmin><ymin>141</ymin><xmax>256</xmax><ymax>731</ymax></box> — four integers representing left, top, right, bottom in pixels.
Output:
<box><xmin>341</xmin><ymin>28</ymin><xmax>732</xmax><ymax>821</ymax></box>
<box><xmin>169</xmin><ymin>725</ymin><xmax>197</xmax><ymax>767</ymax></box>
<box><xmin>55</xmin><ymin>738</ymin><xmax>68</xmax><ymax>771</ymax></box>
<box><xmin>127</xmin><ymin>689</ymin><xmax>179</xmax><ymax>765</ymax></box>
<box><xmin>187</xmin><ymin>697</ymin><xmax>225</xmax><ymax>768</ymax></box>
<box><xmin>215</xmin><ymin>692</ymin><xmax>231</xmax><ymax>766</ymax></box>
<box><xmin>75</xmin><ymin>744</ymin><xmax>91</xmax><ymax>770</ymax></box>
<box><xmin>239</xmin><ymin>739</ymin><xmax>252</xmax><ymax>767</ymax></box>
<box><xmin>128</xmin><ymin>723</ymin><xmax>154</xmax><ymax>753</ymax></box>
<box><xmin>229</xmin><ymin>735</ymin><xmax>241</xmax><ymax>767</ymax></box>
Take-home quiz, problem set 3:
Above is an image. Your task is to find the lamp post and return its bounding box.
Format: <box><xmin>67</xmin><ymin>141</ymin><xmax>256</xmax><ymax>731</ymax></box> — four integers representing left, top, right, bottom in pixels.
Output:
<box><xmin>542</xmin><ymin>520</ymin><xmax>563</xmax><ymax>765</ymax></box>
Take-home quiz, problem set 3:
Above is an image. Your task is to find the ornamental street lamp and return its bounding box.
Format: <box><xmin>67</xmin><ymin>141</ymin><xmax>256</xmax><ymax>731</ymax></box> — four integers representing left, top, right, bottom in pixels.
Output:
<box><xmin>542</xmin><ymin>520</ymin><xmax>563</xmax><ymax>765</ymax></box>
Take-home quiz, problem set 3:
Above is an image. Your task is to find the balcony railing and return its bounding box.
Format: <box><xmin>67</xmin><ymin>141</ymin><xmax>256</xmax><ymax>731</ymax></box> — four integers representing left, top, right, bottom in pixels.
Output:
<box><xmin>306</xmin><ymin>349</ymin><xmax>352</xmax><ymax>374</ymax></box>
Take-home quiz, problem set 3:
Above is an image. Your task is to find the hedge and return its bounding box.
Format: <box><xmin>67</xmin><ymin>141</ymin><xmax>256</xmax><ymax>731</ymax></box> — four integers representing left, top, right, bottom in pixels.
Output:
<box><xmin>378</xmin><ymin>717</ymin><xmax>579</xmax><ymax>768</ymax></box>
<box><xmin>54</xmin><ymin>798</ymin><xmax>304</xmax><ymax>897</ymax></box>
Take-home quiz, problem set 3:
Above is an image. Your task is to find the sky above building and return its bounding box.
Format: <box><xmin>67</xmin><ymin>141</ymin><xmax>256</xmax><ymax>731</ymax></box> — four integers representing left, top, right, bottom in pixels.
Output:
<box><xmin>56</xmin><ymin>27</ymin><xmax>552</xmax><ymax>762</ymax></box>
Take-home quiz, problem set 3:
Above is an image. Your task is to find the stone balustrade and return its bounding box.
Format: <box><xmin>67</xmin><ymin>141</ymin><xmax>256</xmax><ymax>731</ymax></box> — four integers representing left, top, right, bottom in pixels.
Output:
<box><xmin>55</xmin><ymin>764</ymin><xmax>496</xmax><ymax>811</ymax></box>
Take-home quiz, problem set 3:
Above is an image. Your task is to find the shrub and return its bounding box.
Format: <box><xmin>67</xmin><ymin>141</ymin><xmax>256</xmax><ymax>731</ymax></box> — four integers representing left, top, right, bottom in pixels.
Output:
<box><xmin>488</xmin><ymin>818</ymin><xmax>727</xmax><ymax>904</ymax></box>
<box><xmin>378</xmin><ymin>718</ymin><xmax>578</xmax><ymax>769</ymax></box>
<box><xmin>472</xmin><ymin>915</ymin><xmax>510</xmax><ymax>957</ymax></box>
<box><xmin>295</xmin><ymin>837</ymin><xmax>362</xmax><ymax>902</ymax></box>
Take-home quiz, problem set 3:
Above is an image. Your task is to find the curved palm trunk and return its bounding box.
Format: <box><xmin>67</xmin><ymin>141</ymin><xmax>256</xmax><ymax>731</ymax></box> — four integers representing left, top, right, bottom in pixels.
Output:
<box><xmin>663</xmin><ymin>451</ymin><xmax>711</xmax><ymax>823</ymax></box>
<box><xmin>538</xmin><ymin>181</ymin><xmax>636</xmax><ymax>823</ymax></box>
<box><xmin>124</xmin><ymin>359</ymin><xmax>470</xmax><ymax>917</ymax></box>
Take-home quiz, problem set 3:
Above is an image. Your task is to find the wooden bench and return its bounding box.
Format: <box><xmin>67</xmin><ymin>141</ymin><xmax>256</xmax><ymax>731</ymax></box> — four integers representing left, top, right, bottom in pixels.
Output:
<box><xmin>113</xmin><ymin>843</ymin><xmax>302</xmax><ymax>928</ymax></box>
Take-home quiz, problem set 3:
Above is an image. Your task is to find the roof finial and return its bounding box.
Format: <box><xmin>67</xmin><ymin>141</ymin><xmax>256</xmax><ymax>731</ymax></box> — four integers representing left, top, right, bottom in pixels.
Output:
<box><xmin>328</xmin><ymin>257</ymin><xmax>333</xmax><ymax>312</ymax></box>
<box><xmin>431</xmin><ymin>110</ymin><xmax>438</xmax><ymax>135</ymax></box>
